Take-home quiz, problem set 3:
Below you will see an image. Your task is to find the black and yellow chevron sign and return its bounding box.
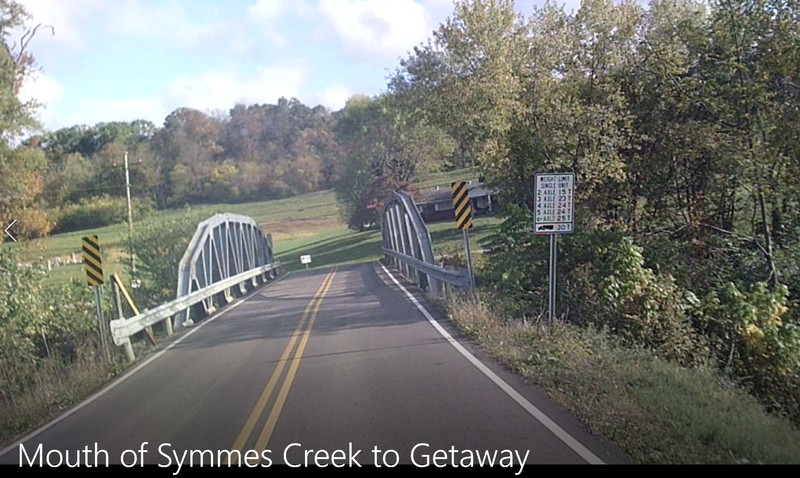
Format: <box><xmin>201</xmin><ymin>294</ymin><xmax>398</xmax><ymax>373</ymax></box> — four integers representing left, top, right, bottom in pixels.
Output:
<box><xmin>451</xmin><ymin>180</ymin><xmax>474</xmax><ymax>230</ymax></box>
<box><xmin>82</xmin><ymin>235</ymin><xmax>104</xmax><ymax>287</ymax></box>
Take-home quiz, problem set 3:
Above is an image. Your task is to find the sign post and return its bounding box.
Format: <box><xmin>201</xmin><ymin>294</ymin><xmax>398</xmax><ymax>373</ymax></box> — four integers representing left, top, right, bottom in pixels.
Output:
<box><xmin>82</xmin><ymin>235</ymin><xmax>109</xmax><ymax>359</ymax></box>
<box><xmin>451</xmin><ymin>181</ymin><xmax>476</xmax><ymax>296</ymax></box>
<box><xmin>300</xmin><ymin>254</ymin><xmax>312</xmax><ymax>270</ymax></box>
<box><xmin>534</xmin><ymin>173</ymin><xmax>575</xmax><ymax>329</ymax></box>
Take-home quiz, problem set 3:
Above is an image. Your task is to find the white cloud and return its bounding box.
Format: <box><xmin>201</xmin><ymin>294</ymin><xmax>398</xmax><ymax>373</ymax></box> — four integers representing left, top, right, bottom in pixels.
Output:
<box><xmin>27</xmin><ymin>63</ymin><xmax>352</xmax><ymax>129</ymax></box>
<box><xmin>248</xmin><ymin>0</ymin><xmax>286</xmax><ymax>20</ymax></box>
<box><xmin>247</xmin><ymin>0</ymin><xmax>287</xmax><ymax>45</ymax></box>
<box><xmin>68</xmin><ymin>97</ymin><xmax>168</xmax><ymax>127</ymax></box>
<box><xmin>167</xmin><ymin>65</ymin><xmax>310</xmax><ymax>113</ymax></box>
<box><xmin>319</xmin><ymin>0</ymin><xmax>433</xmax><ymax>61</ymax></box>
<box><xmin>247</xmin><ymin>0</ymin><xmax>316</xmax><ymax>47</ymax></box>
<box><xmin>313</xmin><ymin>85</ymin><xmax>351</xmax><ymax>111</ymax></box>
<box><xmin>422</xmin><ymin>0</ymin><xmax>456</xmax><ymax>17</ymax></box>
<box><xmin>18</xmin><ymin>70</ymin><xmax>64</xmax><ymax>127</ymax></box>
<box><xmin>17</xmin><ymin>1</ymin><xmax>471</xmax><ymax>129</ymax></box>
<box><xmin>19</xmin><ymin>70</ymin><xmax>63</xmax><ymax>106</ymax></box>
<box><xmin>248</xmin><ymin>0</ymin><xmax>314</xmax><ymax>19</ymax></box>
<box><xmin>106</xmin><ymin>0</ymin><xmax>223</xmax><ymax>46</ymax></box>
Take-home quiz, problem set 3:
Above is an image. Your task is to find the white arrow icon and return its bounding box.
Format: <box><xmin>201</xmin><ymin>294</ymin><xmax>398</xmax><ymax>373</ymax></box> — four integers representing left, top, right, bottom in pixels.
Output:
<box><xmin>4</xmin><ymin>219</ymin><xmax>17</xmax><ymax>242</ymax></box>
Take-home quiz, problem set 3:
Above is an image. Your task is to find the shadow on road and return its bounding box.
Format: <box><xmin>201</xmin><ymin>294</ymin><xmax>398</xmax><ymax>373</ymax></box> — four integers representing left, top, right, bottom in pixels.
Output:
<box><xmin>275</xmin><ymin>230</ymin><xmax>381</xmax><ymax>271</ymax></box>
<box><xmin>171</xmin><ymin>263</ymin><xmax>444</xmax><ymax>355</ymax></box>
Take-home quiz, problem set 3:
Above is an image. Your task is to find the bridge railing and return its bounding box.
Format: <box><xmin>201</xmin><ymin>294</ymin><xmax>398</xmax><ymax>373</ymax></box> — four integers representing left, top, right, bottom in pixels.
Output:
<box><xmin>381</xmin><ymin>190</ymin><xmax>471</xmax><ymax>297</ymax></box>
<box><xmin>109</xmin><ymin>213</ymin><xmax>279</xmax><ymax>361</ymax></box>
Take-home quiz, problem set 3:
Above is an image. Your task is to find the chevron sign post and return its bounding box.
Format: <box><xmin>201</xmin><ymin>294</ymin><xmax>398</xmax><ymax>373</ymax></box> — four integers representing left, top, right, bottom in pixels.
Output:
<box><xmin>82</xmin><ymin>235</ymin><xmax>109</xmax><ymax>358</ymax></box>
<box><xmin>451</xmin><ymin>181</ymin><xmax>476</xmax><ymax>295</ymax></box>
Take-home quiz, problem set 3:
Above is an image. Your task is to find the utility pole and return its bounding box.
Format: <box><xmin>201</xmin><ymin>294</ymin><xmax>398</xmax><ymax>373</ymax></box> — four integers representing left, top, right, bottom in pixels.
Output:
<box><xmin>124</xmin><ymin>151</ymin><xmax>135</xmax><ymax>274</ymax></box>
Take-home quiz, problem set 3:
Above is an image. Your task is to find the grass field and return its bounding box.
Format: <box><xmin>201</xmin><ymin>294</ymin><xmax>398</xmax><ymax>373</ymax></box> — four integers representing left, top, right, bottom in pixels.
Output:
<box><xmin>275</xmin><ymin>216</ymin><xmax>500</xmax><ymax>272</ymax></box>
<box><xmin>413</xmin><ymin>167</ymin><xmax>481</xmax><ymax>193</ymax></box>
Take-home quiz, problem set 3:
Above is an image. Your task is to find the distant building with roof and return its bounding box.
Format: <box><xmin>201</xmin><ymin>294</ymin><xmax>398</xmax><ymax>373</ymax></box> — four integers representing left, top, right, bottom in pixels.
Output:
<box><xmin>416</xmin><ymin>180</ymin><xmax>499</xmax><ymax>223</ymax></box>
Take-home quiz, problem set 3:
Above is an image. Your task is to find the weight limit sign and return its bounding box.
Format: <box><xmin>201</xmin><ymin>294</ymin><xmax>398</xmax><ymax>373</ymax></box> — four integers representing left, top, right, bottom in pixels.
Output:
<box><xmin>534</xmin><ymin>173</ymin><xmax>574</xmax><ymax>234</ymax></box>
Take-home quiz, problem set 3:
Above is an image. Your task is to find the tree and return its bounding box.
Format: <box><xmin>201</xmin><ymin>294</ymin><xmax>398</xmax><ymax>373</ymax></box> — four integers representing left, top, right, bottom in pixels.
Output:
<box><xmin>332</xmin><ymin>94</ymin><xmax>453</xmax><ymax>230</ymax></box>
<box><xmin>390</xmin><ymin>0</ymin><xmax>526</xmax><ymax>172</ymax></box>
<box><xmin>152</xmin><ymin>108</ymin><xmax>223</xmax><ymax>206</ymax></box>
<box><xmin>28</xmin><ymin>97</ymin><xmax>339</xmax><ymax>211</ymax></box>
<box><xmin>219</xmin><ymin>99</ymin><xmax>338</xmax><ymax>197</ymax></box>
<box><xmin>0</xmin><ymin>1</ymin><xmax>52</xmax><ymax>239</ymax></box>
<box><xmin>41</xmin><ymin>152</ymin><xmax>92</xmax><ymax>205</ymax></box>
<box><xmin>701</xmin><ymin>0</ymin><xmax>800</xmax><ymax>287</ymax></box>
<box><xmin>0</xmin><ymin>146</ymin><xmax>51</xmax><ymax>238</ymax></box>
<box><xmin>0</xmin><ymin>0</ymin><xmax>40</xmax><ymax>140</ymax></box>
<box><xmin>43</xmin><ymin>125</ymin><xmax>91</xmax><ymax>165</ymax></box>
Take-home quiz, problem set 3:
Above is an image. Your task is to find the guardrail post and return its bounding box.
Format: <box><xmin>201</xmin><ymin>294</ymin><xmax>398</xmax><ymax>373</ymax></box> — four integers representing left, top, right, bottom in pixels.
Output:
<box><xmin>123</xmin><ymin>338</ymin><xmax>135</xmax><ymax>362</ymax></box>
<box><xmin>164</xmin><ymin>312</ymin><xmax>173</xmax><ymax>336</ymax></box>
<box><xmin>112</xmin><ymin>280</ymin><xmax>136</xmax><ymax>362</ymax></box>
<box><xmin>440</xmin><ymin>262</ymin><xmax>447</xmax><ymax>300</ymax></box>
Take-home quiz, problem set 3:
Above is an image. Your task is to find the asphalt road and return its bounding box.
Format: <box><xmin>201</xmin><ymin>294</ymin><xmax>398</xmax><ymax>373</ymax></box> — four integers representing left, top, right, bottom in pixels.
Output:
<box><xmin>1</xmin><ymin>263</ymin><xmax>629</xmax><ymax>469</ymax></box>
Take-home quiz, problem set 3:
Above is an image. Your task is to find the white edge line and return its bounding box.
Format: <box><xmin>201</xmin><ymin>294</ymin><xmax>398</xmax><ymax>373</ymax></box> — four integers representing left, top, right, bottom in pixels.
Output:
<box><xmin>0</xmin><ymin>273</ymin><xmax>287</xmax><ymax>459</ymax></box>
<box><xmin>378</xmin><ymin>262</ymin><xmax>605</xmax><ymax>465</ymax></box>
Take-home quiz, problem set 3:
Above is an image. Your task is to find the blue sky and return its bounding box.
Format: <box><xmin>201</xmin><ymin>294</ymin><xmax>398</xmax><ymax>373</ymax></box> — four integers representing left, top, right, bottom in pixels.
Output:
<box><xmin>18</xmin><ymin>0</ymin><xmax>579</xmax><ymax>130</ymax></box>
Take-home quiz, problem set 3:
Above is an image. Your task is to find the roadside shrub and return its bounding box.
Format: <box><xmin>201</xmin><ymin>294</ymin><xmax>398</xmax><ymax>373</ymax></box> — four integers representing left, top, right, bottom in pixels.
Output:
<box><xmin>561</xmin><ymin>232</ymin><xmax>708</xmax><ymax>366</ymax></box>
<box><xmin>480</xmin><ymin>205</ymin><xmax>548</xmax><ymax>320</ymax></box>
<box><xmin>693</xmin><ymin>282</ymin><xmax>800</xmax><ymax>422</ymax></box>
<box><xmin>482</xmin><ymin>205</ymin><xmax>800</xmax><ymax>423</ymax></box>
<box><xmin>436</xmin><ymin>244</ymin><xmax>468</xmax><ymax>269</ymax></box>
<box><xmin>0</xmin><ymin>250</ymin><xmax>104</xmax><ymax>416</ymax></box>
<box><xmin>126</xmin><ymin>211</ymin><xmax>206</xmax><ymax>309</ymax></box>
<box><xmin>482</xmin><ymin>206</ymin><xmax>705</xmax><ymax>365</ymax></box>
<box><xmin>51</xmin><ymin>195</ymin><xmax>153</xmax><ymax>234</ymax></box>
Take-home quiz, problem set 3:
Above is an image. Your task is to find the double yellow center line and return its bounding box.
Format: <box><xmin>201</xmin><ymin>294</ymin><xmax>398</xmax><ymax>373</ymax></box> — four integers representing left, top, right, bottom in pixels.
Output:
<box><xmin>231</xmin><ymin>267</ymin><xmax>337</xmax><ymax>457</ymax></box>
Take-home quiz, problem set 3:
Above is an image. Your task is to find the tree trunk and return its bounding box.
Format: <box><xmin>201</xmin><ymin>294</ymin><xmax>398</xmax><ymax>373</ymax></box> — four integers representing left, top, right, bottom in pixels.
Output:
<box><xmin>758</xmin><ymin>189</ymin><xmax>779</xmax><ymax>287</ymax></box>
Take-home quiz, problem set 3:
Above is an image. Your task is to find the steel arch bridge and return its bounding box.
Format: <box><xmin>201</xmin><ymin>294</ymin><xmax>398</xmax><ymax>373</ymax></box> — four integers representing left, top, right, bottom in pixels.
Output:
<box><xmin>175</xmin><ymin>213</ymin><xmax>276</xmax><ymax>329</ymax></box>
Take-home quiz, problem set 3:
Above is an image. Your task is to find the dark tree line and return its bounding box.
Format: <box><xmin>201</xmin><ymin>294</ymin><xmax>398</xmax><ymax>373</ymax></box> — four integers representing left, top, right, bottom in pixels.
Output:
<box><xmin>28</xmin><ymin>99</ymin><xmax>338</xmax><ymax>213</ymax></box>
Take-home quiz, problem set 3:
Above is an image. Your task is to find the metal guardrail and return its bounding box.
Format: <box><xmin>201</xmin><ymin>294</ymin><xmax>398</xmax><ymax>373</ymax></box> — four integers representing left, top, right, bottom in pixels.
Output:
<box><xmin>109</xmin><ymin>262</ymin><xmax>278</xmax><ymax>347</ymax></box>
<box><xmin>381</xmin><ymin>190</ymin><xmax>470</xmax><ymax>296</ymax></box>
<box><xmin>382</xmin><ymin>248</ymin><xmax>470</xmax><ymax>289</ymax></box>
